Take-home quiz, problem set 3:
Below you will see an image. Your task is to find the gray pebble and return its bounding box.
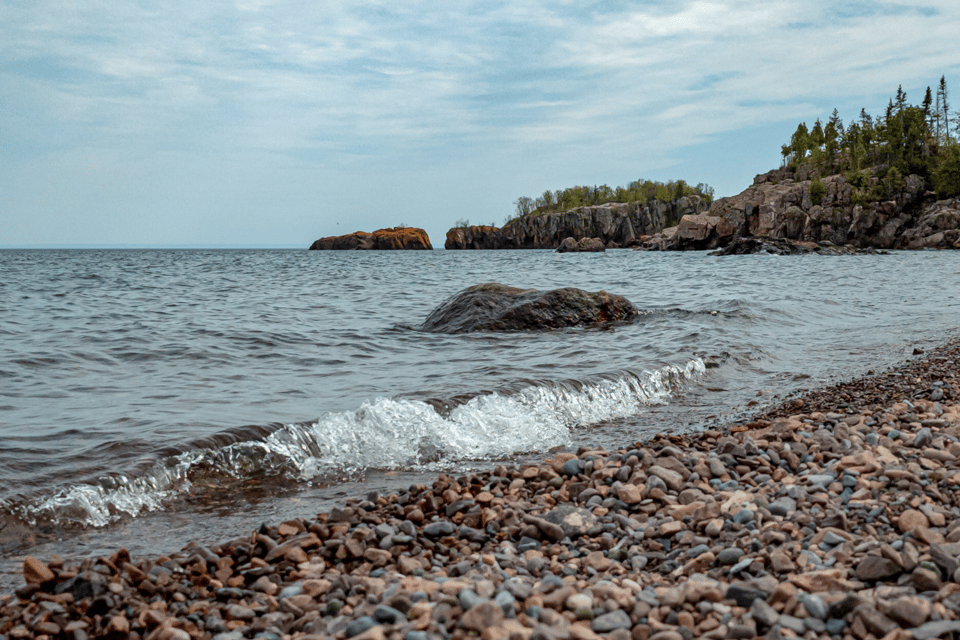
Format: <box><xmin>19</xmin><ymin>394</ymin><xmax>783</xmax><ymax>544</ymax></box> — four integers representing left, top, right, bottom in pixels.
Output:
<box><xmin>802</xmin><ymin>594</ymin><xmax>829</xmax><ymax>620</ymax></box>
<box><xmin>423</xmin><ymin>521</ymin><xmax>456</xmax><ymax>537</ymax></box>
<box><xmin>914</xmin><ymin>427</ymin><xmax>933</xmax><ymax>448</ymax></box>
<box><xmin>591</xmin><ymin>609</ymin><xmax>632</xmax><ymax>632</ymax></box>
<box><xmin>822</xmin><ymin>531</ymin><xmax>847</xmax><ymax>546</ymax></box>
<box><xmin>716</xmin><ymin>548</ymin><xmax>745</xmax><ymax>565</ymax></box>
<box><xmin>345</xmin><ymin>617</ymin><xmax>378</xmax><ymax>638</ymax></box>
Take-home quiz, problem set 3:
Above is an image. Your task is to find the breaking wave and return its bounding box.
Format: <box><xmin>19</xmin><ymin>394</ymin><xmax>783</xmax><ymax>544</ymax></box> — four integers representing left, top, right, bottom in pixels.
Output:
<box><xmin>11</xmin><ymin>359</ymin><xmax>704</xmax><ymax>528</ymax></box>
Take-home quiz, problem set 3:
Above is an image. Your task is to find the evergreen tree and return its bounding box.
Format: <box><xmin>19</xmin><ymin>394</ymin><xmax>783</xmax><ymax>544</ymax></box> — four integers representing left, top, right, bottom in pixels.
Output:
<box><xmin>933</xmin><ymin>145</ymin><xmax>960</xmax><ymax>199</ymax></box>
<box><xmin>885</xmin><ymin>99</ymin><xmax>902</xmax><ymax>167</ymax></box>
<box><xmin>790</xmin><ymin>123</ymin><xmax>811</xmax><ymax>161</ymax></box>
<box><xmin>828</xmin><ymin>108</ymin><xmax>844</xmax><ymax>137</ymax></box>
<box><xmin>923</xmin><ymin>86</ymin><xmax>934</xmax><ymax>130</ymax></box>
<box><xmin>811</xmin><ymin>119</ymin><xmax>825</xmax><ymax>149</ymax></box>
<box><xmin>895</xmin><ymin>86</ymin><xmax>907</xmax><ymax>128</ymax></box>
<box><xmin>844</xmin><ymin>122</ymin><xmax>863</xmax><ymax>171</ymax></box>
<box><xmin>825</xmin><ymin>113</ymin><xmax>841</xmax><ymax>171</ymax></box>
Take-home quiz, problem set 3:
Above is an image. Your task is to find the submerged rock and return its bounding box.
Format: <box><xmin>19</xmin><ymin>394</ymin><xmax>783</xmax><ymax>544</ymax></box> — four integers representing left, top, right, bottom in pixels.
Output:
<box><xmin>309</xmin><ymin>227</ymin><xmax>433</xmax><ymax>250</ymax></box>
<box><xmin>556</xmin><ymin>237</ymin><xmax>606</xmax><ymax>253</ymax></box>
<box><xmin>710</xmin><ymin>236</ymin><xmax>885</xmax><ymax>256</ymax></box>
<box><xmin>418</xmin><ymin>283</ymin><xmax>637</xmax><ymax>333</ymax></box>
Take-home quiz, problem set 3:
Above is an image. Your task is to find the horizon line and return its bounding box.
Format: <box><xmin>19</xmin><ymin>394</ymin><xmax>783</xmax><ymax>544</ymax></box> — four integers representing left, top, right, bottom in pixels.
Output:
<box><xmin>0</xmin><ymin>244</ymin><xmax>309</xmax><ymax>250</ymax></box>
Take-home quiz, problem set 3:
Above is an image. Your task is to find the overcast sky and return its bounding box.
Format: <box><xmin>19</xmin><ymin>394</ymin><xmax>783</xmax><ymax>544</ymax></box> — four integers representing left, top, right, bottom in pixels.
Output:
<box><xmin>3</xmin><ymin>1</ymin><xmax>959</xmax><ymax>248</ymax></box>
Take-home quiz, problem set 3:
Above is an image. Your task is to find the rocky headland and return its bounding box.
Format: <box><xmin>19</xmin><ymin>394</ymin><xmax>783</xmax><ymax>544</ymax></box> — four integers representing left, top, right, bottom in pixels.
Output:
<box><xmin>6</xmin><ymin>339</ymin><xmax>960</xmax><ymax>639</ymax></box>
<box><xmin>418</xmin><ymin>284</ymin><xmax>637</xmax><ymax>334</ymax></box>
<box><xmin>444</xmin><ymin>198</ymin><xmax>708</xmax><ymax>251</ymax></box>
<box><xmin>640</xmin><ymin>168</ymin><xmax>960</xmax><ymax>252</ymax></box>
<box><xmin>443</xmin><ymin>169</ymin><xmax>960</xmax><ymax>254</ymax></box>
<box><xmin>310</xmin><ymin>228</ymin><xmax>433</xmax><ymax>251</ymax></box>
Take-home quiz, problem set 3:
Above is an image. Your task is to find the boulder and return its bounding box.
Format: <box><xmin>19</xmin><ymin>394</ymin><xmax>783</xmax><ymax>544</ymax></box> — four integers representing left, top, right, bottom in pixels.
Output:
<box><xmin>418</xmin><ymin>283</ymin><xmax>638</xmax><ymax>333</ymax></box>
<box><xmin>556</xmin><ymin>237</ymin><xmax>606</xmax><ymax>253</ymax></box>
<box><xmin>310</xmin><ymin>227</ymin><xmax>433</xmax><ymax>250</ymax></box>
<box><xmin>444</xmin><ymin>226</ymin><xmax>510</xmax><ymax>250</ymax></box>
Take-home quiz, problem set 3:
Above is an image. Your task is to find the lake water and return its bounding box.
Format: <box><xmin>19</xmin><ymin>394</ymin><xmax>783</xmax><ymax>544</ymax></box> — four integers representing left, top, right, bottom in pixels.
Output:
<box><xmin>2</xmin><ymin>248</ymin><xmax>958</xmax><ymax>590</ymax></box>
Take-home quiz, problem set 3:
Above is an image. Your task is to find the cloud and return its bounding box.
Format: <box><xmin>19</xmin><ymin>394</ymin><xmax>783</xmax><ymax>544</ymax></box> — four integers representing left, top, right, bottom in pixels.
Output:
<box><xmin>1</xmin><ymin>0</ymin><xmax>960</xmax><ymax>245</ymax></box>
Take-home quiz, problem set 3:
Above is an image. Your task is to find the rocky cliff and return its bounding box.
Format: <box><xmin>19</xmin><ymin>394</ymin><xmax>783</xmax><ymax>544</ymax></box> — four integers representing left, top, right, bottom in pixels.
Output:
<box><xmin>310</xmin><ymin>227</ymin><xmax>433</xmax><ymax>250</ymax></box>
<box><xmin>444</xmin><ymin>197</ymin><xmax>708</xmax><ymax>250</ymax></box>
<box><xmin>640</xmin><ymin>169</ymin><xmax>960</xmax><ymax>251</ymax></box>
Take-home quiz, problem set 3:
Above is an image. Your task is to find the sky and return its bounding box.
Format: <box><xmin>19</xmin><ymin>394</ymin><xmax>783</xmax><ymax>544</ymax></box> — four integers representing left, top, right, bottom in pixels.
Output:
<box><xmin>2</xmin><ymin>1</ymin><xmax>960</xmax><ymax>248</ymax></box>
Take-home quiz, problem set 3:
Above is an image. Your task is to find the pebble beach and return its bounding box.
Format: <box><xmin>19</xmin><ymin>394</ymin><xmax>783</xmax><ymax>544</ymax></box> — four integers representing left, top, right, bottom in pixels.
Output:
<box><xmin>5</xmin><ymin>340</ymin><xmax>960</xmax><ymax>640</ymax></box>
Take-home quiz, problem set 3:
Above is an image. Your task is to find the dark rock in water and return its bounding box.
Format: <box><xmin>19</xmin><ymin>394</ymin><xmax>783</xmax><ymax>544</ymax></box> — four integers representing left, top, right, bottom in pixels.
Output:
<box><xmin>310</xmin><ymin>227</ymin><xmax>433</xmax><ymax>250</ymax></box>
<box><xmin>709</xmin><ymin>236</ymin><xmax>881</xmax><ymax>256</ymax></box>
<box><xmin>418</xmin><ymin>283</ymin><xmax>637</xmax><ymax>333</ymax></box>
<box><xmin>556</xmin><ymin>237</ymin><xmax>606</xmax><ymax>253</ymax></box>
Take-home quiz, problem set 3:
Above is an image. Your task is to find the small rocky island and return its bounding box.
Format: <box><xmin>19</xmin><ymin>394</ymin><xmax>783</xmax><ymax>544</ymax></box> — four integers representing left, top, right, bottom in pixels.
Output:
<box><xmin>309</xmin><ymin>227</ymin><xmax>433</xmax><ymax>250</ymax></box>
<box><xmin>418</xmin><ymin>283</ymin><xmax>637</xmax><ymax>333</ymax></box>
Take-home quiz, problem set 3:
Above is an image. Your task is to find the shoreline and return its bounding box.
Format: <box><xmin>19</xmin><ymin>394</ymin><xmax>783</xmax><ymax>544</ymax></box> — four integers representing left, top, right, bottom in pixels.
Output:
<box><xmin>4</xmin><ymin>341</ymin><xmax>960</xmax><ymax>639</ymax></box>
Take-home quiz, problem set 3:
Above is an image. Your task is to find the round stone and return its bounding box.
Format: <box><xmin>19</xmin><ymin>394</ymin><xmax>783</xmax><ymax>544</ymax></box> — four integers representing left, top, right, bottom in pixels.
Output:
<box><xmin>566</xmin><ymin>593</ymin><xmax>593</xmax><ymax>611</ymax></box>
<box><xmin>716</xmin><ymin>548</ymin><xmax>745</xmax><ymax>565</ymax></box>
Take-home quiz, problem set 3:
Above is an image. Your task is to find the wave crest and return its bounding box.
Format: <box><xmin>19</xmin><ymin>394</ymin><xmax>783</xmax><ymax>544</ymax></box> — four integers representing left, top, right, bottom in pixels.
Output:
<box><xmin>13</xmin><ymin>359</ymin><xmax>704</xmax><ymax>527</ymax></box>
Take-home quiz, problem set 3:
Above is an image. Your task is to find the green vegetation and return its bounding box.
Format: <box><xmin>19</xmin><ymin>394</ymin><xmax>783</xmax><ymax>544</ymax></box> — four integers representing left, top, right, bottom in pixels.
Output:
<box><xmin>511</xmin><ymin>179</ymin><xmax>715</xmax><ymax>221</ymax></box>
<box><xmin>782</xmin><ymin>76</ymin><xmax>960</xmax><ymax>200</ymax></box>
<box><xmin>810</xmin><ymin>177</ymin><xmax>827</xmax><ymax>205</ymax></box>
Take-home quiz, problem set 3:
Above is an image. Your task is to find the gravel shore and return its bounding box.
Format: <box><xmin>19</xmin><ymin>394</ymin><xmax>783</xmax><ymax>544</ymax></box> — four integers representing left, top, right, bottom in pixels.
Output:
<box><xmin>4</xmin><ymin>341</ymin><xmax>960</xmax><ymax>640</ymax></box>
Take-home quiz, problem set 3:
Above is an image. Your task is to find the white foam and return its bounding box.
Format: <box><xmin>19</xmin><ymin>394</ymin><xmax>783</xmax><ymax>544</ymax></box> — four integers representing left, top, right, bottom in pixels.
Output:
<box><xmin>19</xmin><ymin>359</ymin><xmax>704</xmax><ymax>527</ymax></box>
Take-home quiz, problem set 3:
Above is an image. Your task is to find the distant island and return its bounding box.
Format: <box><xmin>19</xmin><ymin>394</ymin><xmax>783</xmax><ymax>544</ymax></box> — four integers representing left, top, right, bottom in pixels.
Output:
<box><xmin>446</xmin><ymin>77</ymin><xmax>960</xmax><ymax>253</ymax></box>
<box><xmin>309</xmin><ymin>227</ymin><xmax>432</xmax><ymax>250</ymax></box>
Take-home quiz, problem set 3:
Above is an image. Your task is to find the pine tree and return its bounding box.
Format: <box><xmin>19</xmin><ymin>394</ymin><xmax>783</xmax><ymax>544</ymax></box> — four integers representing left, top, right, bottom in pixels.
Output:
<box><xmin>923</xmin><ymin>87</ymin><xmax>934</xmax><ymax>130</ymax></box>
<box><xmin>825</xmin><ymin>111</ymin><xmax>841</xmax><ymax>171</ymax></box>
<box><xmin>810</xmin><ymin>118</ymin><xmax>824</xmax><ymax>150</ymax></box>
<box><xmin>790</xmin><ymin>123</ymin><xmax>811</xmax><ymax>161</ymax></box>
<box><xmin>896</xmin><ymin>86</ymin><xmax>907</xmax><ymax>119</ymax></box>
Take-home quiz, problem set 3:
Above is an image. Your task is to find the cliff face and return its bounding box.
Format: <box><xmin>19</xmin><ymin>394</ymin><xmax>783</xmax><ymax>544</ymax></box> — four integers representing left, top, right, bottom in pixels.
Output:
<box><xmin>642</xmin><ymin>169</ymin><xmax>960</xmax><ymax>251</ymax></box>
<box><xmin>310</xmin><ymin>227</ymin><xmax>433</xmax><ymax>250</ymax></box>
<box><xmin>444</xmin><ymin>197</ymin><xmax>708</xmax><ymax>250</ymax></box>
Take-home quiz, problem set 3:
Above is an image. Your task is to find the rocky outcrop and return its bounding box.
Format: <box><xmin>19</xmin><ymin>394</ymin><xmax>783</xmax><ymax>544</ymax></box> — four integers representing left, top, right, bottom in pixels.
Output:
<box><xmin>444</xmin><ymin>197</ymin><xmax>708</xmax><ymax>250</ymax></box>
<box><xmin>310</xmin><ymin>227</ymin><xmax>433</xmax><ymax>250</ymax></box>
<box><xmin>556</xmin><ymin>237</ymin><xmax>606</xmax><ymax>253</ymax></box>
<box><xmin>711</xmin><ymin>236</ymin><xmax>887</xmax><ymax>256</ymax></box>
<box><xmin>418</xmin><ymin>283</ymin><xmax>637</xmax><ymax>333</ymax></box>
<box><xmin>639</xmin><ymin>169</ymin><xmax>960</xmax><ymax>251</ymax></box>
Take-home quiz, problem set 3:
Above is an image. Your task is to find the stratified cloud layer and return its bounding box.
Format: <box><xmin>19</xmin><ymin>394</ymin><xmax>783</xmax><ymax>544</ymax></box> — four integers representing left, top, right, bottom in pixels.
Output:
<box><xmin>2</xmin><ymin>1</ymin><xmax>959</xmax><ymax>246</ymax></box>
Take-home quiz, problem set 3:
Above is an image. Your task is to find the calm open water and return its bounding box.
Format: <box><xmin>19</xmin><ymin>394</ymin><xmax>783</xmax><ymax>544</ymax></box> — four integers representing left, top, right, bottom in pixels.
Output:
<box><xmin>1</xmin><ymin>248</ymin><xmax>959</xmax><ymax>589</ymax></box>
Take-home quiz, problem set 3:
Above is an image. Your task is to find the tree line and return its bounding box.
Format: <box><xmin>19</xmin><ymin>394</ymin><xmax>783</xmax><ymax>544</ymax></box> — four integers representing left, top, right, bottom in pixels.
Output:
<box><xmin>511</xmin><ymin>179</ymin><xmax>715</xmax><ymax>221</ymax></box>
<box><xmin>781</xmin><ymin>76</ymin><xmax>960</xmax><ymax>201</ymax></box>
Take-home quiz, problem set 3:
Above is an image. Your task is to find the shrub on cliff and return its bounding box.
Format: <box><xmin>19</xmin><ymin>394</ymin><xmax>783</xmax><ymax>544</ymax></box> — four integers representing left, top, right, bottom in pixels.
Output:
<box><xmin>810</xmin><ymin>177</ymin><xmax>827</xmax><ymax>205</ymax></box>
<box><xmin>934</xmin><ymin>145</ymin><xmax>960</xmax><ymax>199</ymax></box>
